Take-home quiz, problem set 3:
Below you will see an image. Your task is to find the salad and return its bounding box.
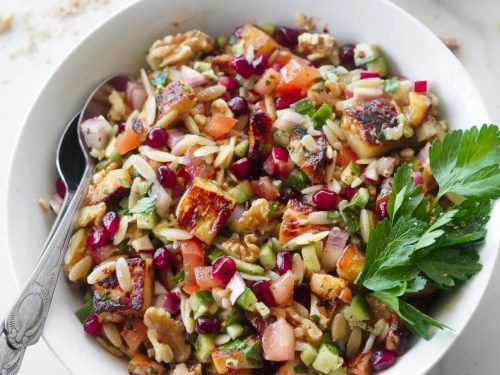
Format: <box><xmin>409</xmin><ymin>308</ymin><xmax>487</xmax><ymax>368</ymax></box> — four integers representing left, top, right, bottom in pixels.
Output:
<box><xmin>60</xmin><ymin>17</ymin><xmax>500</xmax><ymax>375</ymax></box>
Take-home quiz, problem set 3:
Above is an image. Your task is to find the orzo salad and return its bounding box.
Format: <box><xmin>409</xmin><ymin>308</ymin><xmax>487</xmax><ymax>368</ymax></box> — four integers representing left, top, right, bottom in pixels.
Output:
<box><xmin>58</xmin><ymin>17</ymin><xmax>500</xmax><ymax>375</ymax></box>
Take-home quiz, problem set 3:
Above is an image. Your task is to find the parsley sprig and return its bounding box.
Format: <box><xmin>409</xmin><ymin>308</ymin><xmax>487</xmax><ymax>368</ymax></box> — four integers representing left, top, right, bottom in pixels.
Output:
<box><xmin>356</xmin><ymin>124</ymin><xmax>500</xmax><ymax>339</ymax></box>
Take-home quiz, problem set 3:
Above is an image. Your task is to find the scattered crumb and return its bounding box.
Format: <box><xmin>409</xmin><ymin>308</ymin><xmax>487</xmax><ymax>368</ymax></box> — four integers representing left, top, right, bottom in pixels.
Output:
<box><xmin>8</xmin><ymin>0</ymin><xmax>110</xmax><ymax>59</ymax></box>
<box><xmin>440</xmin><ymin>36</ymin><xmax>460</xmax><ymax>50</ymax></box>
<box><xmin>0</xmin><ymin>10</ymin><xmax>14</xmax><ymax>33</ymax></box>
<box><xmin>295</xmin><ymin>12</ymin><xmax>315</xmax><ymax>31</ymax></box>
<box><xmin>322</xmin><ymin>24</ymin><xmax>329</xmax><ymax>33</ymax></box>
<box><xmin>38</xmin><ymin>198</ymin><xmax>50</xmax><ymax>212</ymax></box>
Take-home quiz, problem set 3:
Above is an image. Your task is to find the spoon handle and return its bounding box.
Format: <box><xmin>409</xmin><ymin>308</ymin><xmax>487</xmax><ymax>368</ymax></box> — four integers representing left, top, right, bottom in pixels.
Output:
<box><xmin>0</xmin><ymin>168</ymin><xmax>93</xmax><ymax>375</ymax></box>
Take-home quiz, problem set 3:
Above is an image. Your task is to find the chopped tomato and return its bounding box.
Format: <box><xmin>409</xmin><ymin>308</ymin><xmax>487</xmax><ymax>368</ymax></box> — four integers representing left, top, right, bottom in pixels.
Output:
<box><xmin>262</xmin><ymin>318</ymin><xmax>295</xmax><ymax>361</ymax></box>
<box><xmin>180</xmin><ymin>238</ymin><xmax>205</xmax><ymax>284</ymax></box>
<box><xmin>182</xmin><ymin>156</ymin><xmax>215</xmax><ymax>181</ymax></box>
<box><xmin>120</xmin><ymin>319</ymin><xmax>147</xmax><ymax>352</ymax></box>
<box><xmin>254</xmin><ymin>68</ymin><xmax>281</xmax><ymax>96</ymax></box>
<box><xmin>203</xmin><ymin>114</ymin><xmax>238</xmax><ymax>139</ymax></box>
<box><xmin>116</xmin><ymin>128</ymin><xmax>141</xmax><ymax>154</ymax></box>
<box><xmin>182</xmin><ymin>282</ymin><xmax>200</xmax><ymax>295</ymax></box>
<box><xmin>270</xmin><ymin>270</ymin><xmax>294</xmax><ymax>307</ymax></box>
<box><xmin>194</xmin><ymin>266</ymin><xmax>223</xmax><ymax>290</ymax></box>
<box><xmin>337</xmin><ymin>147</ymin><xmax>359</xmax><ymax>168</ymax></box>
<box><xmin>276</xmin><ymin>59</ymin><xmax>320</xmax><ymax>96</ymax></box>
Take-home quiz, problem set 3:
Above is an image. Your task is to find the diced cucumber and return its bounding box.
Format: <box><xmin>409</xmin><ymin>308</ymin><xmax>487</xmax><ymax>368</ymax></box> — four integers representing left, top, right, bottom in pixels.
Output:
<box><xmin>194</xmin><ymin>61</ymin><xmax>212</xmax><ymax>72</ymax></box>
<box><xmin>229</xmin><ymin>181</ymin><xmax>254</xmax><ymax>204</ymax></box>
<box><xmin>366</xmin><ymin>56</ymin><xmax>389</xmax><ymax>77</ymax></box>
<box><xmin>258</xmin><ymin>23</ymin><xmax>276</xmax><ymax>36</ymax></box>
<box><xmin>236</xmin><ymin>288</ymin><xmax>258</xmax><ymax>311</ymax></box>
<box><xmin>311</xmin><ymin>103</ymin><xmax>333</xmax><ymax>128</ymax></box>
<box><xmin>75</xmin><ymin>298</ymin><xmax>93</xmax><ymax>324</ymax></box>
<box><xmin>343</xmin><ymin>187</ymin><xmax>370</xmax><ymax>210</ymax></box>
<box><xmin>226</xmin><ymin>324</ymin><xmax>244</xmax><ymax>339</ymax></box>
<box><xmin>195</xmin><ymin>334</ymin><xmax>215</xmax><ymax>363</ymax></box>
<box><xmin>223</xmin><ymin>312</ymin><xmax>245</xmax><ymax>328</ymax></box>
<box><xmin>340</xmin><ymin>161</ymin><xmax>361</xmax><ymax>185</ymax></box>
<box><xmin>302</xmin><ymin>245</ymin><xmax>321</xmax><ymax>275</ymax></box>
<box><xmin>272</xmin><ymin>180</ymin><xmax>283</xmax><ymax>190</ymax></box>
<box><xmin>136</xmin><ymin>211</ymin><xmax>158</xmax><ymax>230</ymax></box>
<box><xmin>233</xmin><ymin>258</ymin><xmax>265</xmax><ymax>275</ymax></box>
<box><xmin>300</xmin><ymin>344</ymin><xmax>318</xmax><ymax>366</ymax></box>
<box><xmin>330</xmin><ymin>367</ymin><xmax>349</xmax><ymax>375</ymax></box>
<box><xmin>312</xmin><ymin>343</ymin><xmax>343</xmax><ymax>374</ymax></box>
<box><xmin>291</xmin><ymin>98</ymin><xmax>315</xmax><ymax>116</ymax></box>
<box><xmin>173</xmin><ymin>271</ymin><xmax>185</xmax><ymax>284</ymax></box>
<box><xmin>354</xmin><ymin>43</ymin><xmax>381</xmax><ymax>66</ymax></box>
<box><xmin>255</xmin><ymin>302</ymin><xmax>271</xmax><ymax>318</ymax></box>
<box><xmin>343</xmin><ymin>294</ymin><xmax>372</xmax><ymax>321</ymax></box>
<box><xmin>208</xmin><ymin>246</ymin><xmax>225</xmax><ymax>264</ymax></box>
<box><xmin>138</xmin><ymin>181</ymin><xmax>153</xmax><ymax>197</ymax></box>
<box><xmin>288</xmin><ymin>168</ymin><xmax>310</xmax><ymax>192</ymax></box>
<box><xmin>189</xmin><ymin>290</ymin><xmax>214</xmax><ymax>314</ymax></box>
<box><xmin>104</xmin><ymin>137</ymin><xmax>118</xmax><ymax>159</ymax></box>
<box><xmin>259</xmin><ymin>242</ymin><xmax>276</xmax><ymax>270</ymax></box>
<box><xmin>234</xmin><ymin>139</ymin><xmax>250</xmax><ymax>159</ymax></box>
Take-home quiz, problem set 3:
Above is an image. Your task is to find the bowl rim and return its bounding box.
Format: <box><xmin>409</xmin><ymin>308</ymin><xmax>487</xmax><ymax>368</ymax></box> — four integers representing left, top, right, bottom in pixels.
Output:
<box><xmin>4</xmin><ymin>0</ymin><xmax>494</xmax><ymax>374</ymax></box>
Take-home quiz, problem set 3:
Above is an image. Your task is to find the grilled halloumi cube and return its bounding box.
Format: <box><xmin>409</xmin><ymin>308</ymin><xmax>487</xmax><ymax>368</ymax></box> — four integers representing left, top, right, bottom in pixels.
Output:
<box><xmin>157</xmin><ymin>81</ymin><xmax>196</xmax><ymax>118</ymax></box>
<box><xmin>279</xmin><ymin>199</ymin><xmax>330</xmax><ymax>244</ymax></box>
<box><xmin>310</xmin><ymin>273</ymin><xmax>351</xmax><ymax>303</ymax></box>
<box><xmin>336</xmin><ymin>244</ymin><xmax>365</xmax><ymax>284</ymax></box>
<box><xmin>176</xmin><ymin>177</ymin><xmax>236</xmax><ymax>244</ymax></box>
<box><xmin>408</xmin><ymin>92</ymin><xmax>431</xmax><ymax>127</ymax></box>
<box><xmin>342</xmin><ymin>98</ymin><xmax>410</xmax><ymax>158</ymax></box>
<box><xmin>288</xmin><ymin>127</ymin><xmax>327</xmax><ymax>184</ymax></box>
<box><xmin>235</xmin><ymin>23</ymin><xmax>279</xmax><ymax>56</ymax></box>
<box><xmin>88</xmin><ymin>168</ymin><xmax>131</xmax><ymax>205</ymax></box>
<box><xmin>93</xmin><ymin>258</ymin><xmax>153</xmax><ymax>322</ymax></box>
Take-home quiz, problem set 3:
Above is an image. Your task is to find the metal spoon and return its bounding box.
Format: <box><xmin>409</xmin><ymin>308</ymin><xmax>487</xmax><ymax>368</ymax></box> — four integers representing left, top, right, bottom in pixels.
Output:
<box><xmin>0</xmin><ymin>76</ymin><xmax>125</xmax><ymax>374</ymax></box>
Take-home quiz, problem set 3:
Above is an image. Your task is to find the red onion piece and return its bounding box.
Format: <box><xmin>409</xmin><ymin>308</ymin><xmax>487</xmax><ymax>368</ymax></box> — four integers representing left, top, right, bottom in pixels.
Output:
<box><xmin>360</xmin><ymin>71</ymin><xmax>380</xmax><ymax>79</ymax></box>
<box><xmin>165</xmin><ymin>128</ymin><xmax>186</xmax><ymax>149</ymax></box>
<box><xmin>250</xmin><ymin>177</ymin><xmax>280</xmax><ymax>201</ymax></box>
<box><xmin>272</xmin><ymin>147</ymin><xmax>288</xmax><ymax>162</ymax></box>
<box><xmin>126</xmin><ymin>81</ymin><xmax>147</xmax><ymax>110</ymax></box>
<box><xmin>417</xmin><ymin>142</ymin><xmax>430</xmax><ymax>164</ymax></box>
<box><xmin>163</xmin><ymin>291</ymin><xmax>181</xmax><ymax>314</ymax></box>
<box><xmin>107</xmin><ymin>75</ymin><xmax>130</xmax><ymax>92</ymax></box>
<box><xmin>181</xmin><ymin>65</ymin><xmax>208</xmax><ymax>87</ymax></box>
<box><xmin>80</xmin><ymin>116</ymin><xmax>112</xmax><ymax>149</ymax></box>
<box><xmin>322</xmin><ymin>227</ymin><xmax>349</xmax><ymax>271</ymax></box>
<box><xmin>412</xmin><ymin>171</ymin><xmax>424</xmax><ymax>185</ymax></box>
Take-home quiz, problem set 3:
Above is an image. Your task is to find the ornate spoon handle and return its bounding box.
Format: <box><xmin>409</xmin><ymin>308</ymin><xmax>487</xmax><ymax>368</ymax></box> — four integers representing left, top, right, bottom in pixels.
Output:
<box><xmin>0</xmin><ymin>169</ymin><xmax>92</xmax><ymax>375</ymax></box>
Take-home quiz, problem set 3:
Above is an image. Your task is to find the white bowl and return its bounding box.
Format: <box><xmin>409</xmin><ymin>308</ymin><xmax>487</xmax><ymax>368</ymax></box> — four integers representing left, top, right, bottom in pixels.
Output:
<box><xmin>5</xmin><ymin>0</ymin><xmax>497</xmax><ymax>374</ymax></box>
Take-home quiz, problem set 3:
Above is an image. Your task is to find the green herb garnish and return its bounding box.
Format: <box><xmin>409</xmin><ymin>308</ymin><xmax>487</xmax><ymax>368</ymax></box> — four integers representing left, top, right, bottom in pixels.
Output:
<box><xmin>129</xmin><ymin>197</ymin><xmax>156</xmax><ymax>215</ymax></box>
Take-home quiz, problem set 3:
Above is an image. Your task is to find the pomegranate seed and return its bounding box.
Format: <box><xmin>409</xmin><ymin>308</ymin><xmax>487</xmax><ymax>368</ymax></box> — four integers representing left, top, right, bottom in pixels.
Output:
<box><xmin>293</xmin><ymin>283</ymin><xmax>310</xmax><ymax>309</ymax></box>
<box><xmin>154</xmin><ymin>247</ymin><xmax>174</xmax><ymax>270</ymax></box>
<box><xmin>375</xmin><ymin>197</ymin><xmax>389</xmax><ymax>221</ymax></box>
<box><xmin>271</xmin><ymin>63</ymin><xmax>282</xmax><ymax>72</ymax></box>
<box><xmin>370</xmin><ymin>349</ymin><xmax>397</xmax><ymax>372</ymax></box>
<box><xmin>252</xmin><ymin>281</ymin><xmax>276</xmax><ymax>306</ymax></box>
<box><xmin>56</xmin><ymin>178</ymin><xmax>66</xmax><ymax>199</ymax></box>
<box><xmin>275</xmin><ymin>94</ymin><xmax>298</xmax><ymax>109</ymax></box>
<box><xmin>275</xmin><ymin>27</ymin><xmax>299</xmax><ymax>47</ymax></box>
<box><xmin>163</xmin><ymin>291</ymin><xmax>181</xmax><ymax>314</ymax></box>
<box><xmin>156</xmin><ymin>165</ymin><xmax>177</xmax><ymax>189</ymax></box>
<box><xmin>340</xmin><ymin>186</ymin><xmax>358</xmax><ymax>201</ymax></box>
<box><xmin>414</xmin><ymin>80</ymin><xmax>428</xmax><ymax>93</ymax></box>
<box><xmin>102</xmin><ymin>211</ymin><xmax>120</xmax><ymax>234</ymax></box>
<box><xmin>231</xmin><ymin>157</ymin><xmax>250</xmax><ymax>180</ymax></box>
<box><xmin>276</xmin><ymin>252</ymin><xmax>292</xmax><ymax>275</ymax></box>
<box><xmin>196</xmin><ymin>316</ymin><xmax>221</xmax><ymax>334</ymax></box>
<box><xmin>118</xmin><ymin>122</ymin><xmax>126</xmax><ymax>133</ymax></box>
<box><xmin>360</xmin><ymin>71</ymin><xmax>381</xmax><ymax>79</ymax></box>
<box><xmin>227</xmin><ymin>96</ymin><xmax>249</xmax><ymax>117</ymax></box>
<box><xmin>272</xmin><ymin>147</ymin><xmax>288</xmax><ymax>162</ymax></box>
<box><xmin>218</xmin><ymin>76</ymin><xmax>237</xmax><ymax>90</ymax></box>
<box><xmin>86</xmin><ymin>227</ymin><xmax>110</xmax><ymax>249</ymax></box>
<box><xmin>251</xmin><ymin>55</ymin><xmax>269</xmax><ymax>75</ymax></box>
<box><xmin>84</xmin><ymin>314</ymin><xmax>102</xmax><ymax>335</ymax></box>
<box><xmin>231</xmin><ymin>55</ymin><xmax>254</xmax><ymax>79</ymax></box>
<box><xmin>312</xmin><ymin>189</ymin><xmax>338</xmax><ymax>210</ymax></box>
<box><xmin>412</xmin><ymin>171</ymin><xmax>424</xmax><ymax>185</ymax></box>
<box><xmin>212</xmin><ymin>256</ymin><xmax>236</xmax><ymax>284</ymax></box>
<box><xmin>146</xmin><ymin>127</ymin><xmax>168</xmax><ymax>149</ymax></box>
<box><xmin>339</xmin><ymin>44</ymin><xmax>356</xmax><ymax>67</ymax></box>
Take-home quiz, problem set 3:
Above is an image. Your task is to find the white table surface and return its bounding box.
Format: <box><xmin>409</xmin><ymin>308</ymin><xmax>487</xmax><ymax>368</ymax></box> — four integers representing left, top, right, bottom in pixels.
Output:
<box><xmin>0</xmin><ymin>0</ymin><xmax>498</xmax><ymax>374</ymax></box>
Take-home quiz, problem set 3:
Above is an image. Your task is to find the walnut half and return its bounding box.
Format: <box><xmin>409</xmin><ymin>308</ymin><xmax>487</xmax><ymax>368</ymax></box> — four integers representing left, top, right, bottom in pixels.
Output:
<box><xmin>148</xmin><ymin>30</ymin><xmax>213</xmax><ymax>67</ymax></box>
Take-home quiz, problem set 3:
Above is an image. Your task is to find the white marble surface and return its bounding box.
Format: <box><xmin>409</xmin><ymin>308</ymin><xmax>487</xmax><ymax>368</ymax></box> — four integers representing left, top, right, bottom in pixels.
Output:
<box><xmin>0</xmin><ymin>0</ymin><xmax>498</xmax><ymax>374</ymax></box>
